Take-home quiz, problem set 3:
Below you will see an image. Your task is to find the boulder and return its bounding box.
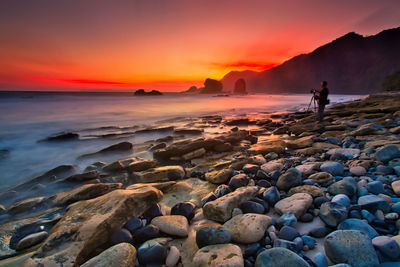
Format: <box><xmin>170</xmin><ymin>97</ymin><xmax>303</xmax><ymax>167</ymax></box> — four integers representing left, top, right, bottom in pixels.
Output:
<box><xmin>192</xmin><ymin>244</ymin><xmax>243</xmax><ymax>267</ymax></box>
<box><xmin>223</xmin><ymin>213</ymin><xmax>271</xmax><ymax>244</ymax></box>
<box><xmin>276</xmin><ymin>168</ymin><xmax>302</xmax><ymax>191</ymax></box>
<box><xmin>51</xmin><ymin>183</ymin><xmax>122</xmax><ymax>206</ymax></box>
<box><xmin>139</xmin><ymin>166</ymin><xmax>185</xmax><ymax>183</ymax></box>
<box><xmin>203</xmin><ymin>186</ymin><xmax>259</xmax><ymax>223</ymax></box>
<box><xmin>324</xmin><ymin>230</ymin><xmax>379</xmax><ymax>267</ymax></box>
<box><xmin>65</xmin><ymin>170</ymin><xmax>99</xmax><ymax>181</ymax></box>
<box><xmin>349</xmin><ymin>166</ymin><xmax>366</xmax><ymax>176</ymax></box>
<box><xmin>326</xmin><ymin>148</ymin><xmax>361</xmax><ymax>158</ymax></box>
<box><xmin>151</xmin><ymin>215</ymin><xmax>189</xmax><ymax>237</ymax></box>
<box><xmin>274</xmin><ymin>193</ymin><xmax>313</xmax><ymax>218</ymax></box>
<box><xmin>22</xmin><ymin>187</ymin><xmax>162</xmax><ymax>267</ymax></box>
<box><xmin>80</xmin><ymin>243</ymin><xmax>137</xmax><ymax>267</ymax></box>
<box><xmin>205</xmin><ymin>169</ymin><xmax>232</xmax><ymax>184</ymax></box>
<box><xmin>255</xmin><ymin>247</ymin><xmax>310</xmax><ymax>267</ymax></box>
<box><xmin>295</xmin><ymin>162</ymin><xmax>321</xmax><ymax>176</ymax></box>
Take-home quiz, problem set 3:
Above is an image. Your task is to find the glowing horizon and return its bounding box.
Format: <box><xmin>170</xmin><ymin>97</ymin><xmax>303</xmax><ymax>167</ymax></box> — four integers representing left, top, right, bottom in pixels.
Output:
<box><xmin>1</xmin><ymin>0</ymin><xmax>399</xmax><ymax>92</ymax></box>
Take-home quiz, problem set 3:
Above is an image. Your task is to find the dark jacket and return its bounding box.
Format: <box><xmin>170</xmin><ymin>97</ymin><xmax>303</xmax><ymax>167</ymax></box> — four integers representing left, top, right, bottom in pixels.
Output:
<box><xmin>318</xmin><ymin>87</ymin><xmax>329</xmax><ymax>105</ymax></box>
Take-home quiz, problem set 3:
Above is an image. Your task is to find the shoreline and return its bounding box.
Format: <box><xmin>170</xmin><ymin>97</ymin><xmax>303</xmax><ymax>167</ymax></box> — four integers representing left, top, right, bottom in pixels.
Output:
<box><xmin>1</xmin><ymin>93</ymin><xmax>400</xmax><ymax>266</ymax></box>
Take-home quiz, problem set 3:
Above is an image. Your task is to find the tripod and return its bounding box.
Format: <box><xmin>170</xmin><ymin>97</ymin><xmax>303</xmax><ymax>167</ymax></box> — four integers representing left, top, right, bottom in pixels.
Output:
<box><xmin>307</xmin><ymin>92</ymin><xmax>317</xmax><ymax>113</ymax></box>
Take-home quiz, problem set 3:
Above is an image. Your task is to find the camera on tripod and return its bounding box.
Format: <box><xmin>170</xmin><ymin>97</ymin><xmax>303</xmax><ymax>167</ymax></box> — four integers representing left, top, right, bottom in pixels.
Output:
<box><xmin>310</xmin><ymin>89</ymin><xmax>316</xmax><ymax>94</ymax></box>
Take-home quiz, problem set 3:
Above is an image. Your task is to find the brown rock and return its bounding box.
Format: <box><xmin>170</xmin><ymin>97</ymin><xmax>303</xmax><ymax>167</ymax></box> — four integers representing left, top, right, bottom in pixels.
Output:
<box><xmin>309</xmin><ymin>172</ymin><xmax>335</xmax><ymax>185</ymax></box>
<box><xmin>288</xmin><ymin>185</ymin><xmax>323</xmax><ymax>198</ymax></box>
<box><xmin>22</xmin><ymin>187</ymin><xmax>162</xmax><ymax>267</ymax></box>
<box><xmin>274</xmin><ymin>193</ymin><xmax>313</xmax><ymax>218</ymax></box>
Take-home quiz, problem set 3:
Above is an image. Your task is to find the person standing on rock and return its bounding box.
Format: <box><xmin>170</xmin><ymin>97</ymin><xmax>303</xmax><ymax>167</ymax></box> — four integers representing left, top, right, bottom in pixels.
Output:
<box><xmin>315</xmin><ymin>81</ymin><xmax>330</xmax><ymax>123</ymax></box>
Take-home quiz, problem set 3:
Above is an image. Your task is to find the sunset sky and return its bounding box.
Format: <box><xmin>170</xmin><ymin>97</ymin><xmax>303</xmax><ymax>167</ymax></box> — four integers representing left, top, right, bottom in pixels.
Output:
<box><xmin>1</xmin><ymin>0</ymin><xmax>400</xmax><ymax>91</ymax></box>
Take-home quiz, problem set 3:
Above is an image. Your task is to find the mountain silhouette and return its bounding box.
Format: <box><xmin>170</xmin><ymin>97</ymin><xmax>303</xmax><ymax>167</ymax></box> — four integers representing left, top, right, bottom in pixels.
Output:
<box><xmin>221</xmin><ymin>27</ymin><xmax>400</xmax><ymax>94</ymax></box>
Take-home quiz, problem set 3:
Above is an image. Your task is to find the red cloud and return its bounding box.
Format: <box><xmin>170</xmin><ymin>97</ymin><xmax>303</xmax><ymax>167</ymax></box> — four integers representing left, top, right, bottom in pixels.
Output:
<box><xmin>209</xmin><ymin>61</ymin><xmax>278</xmax><ymax>71</ymax></box>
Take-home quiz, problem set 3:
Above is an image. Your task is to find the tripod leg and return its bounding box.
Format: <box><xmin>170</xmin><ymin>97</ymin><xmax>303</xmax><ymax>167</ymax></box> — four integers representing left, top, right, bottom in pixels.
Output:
<box><xmin>307</xmin><ymin>96</ymin><xmax>313</xmax><ymax>112</ymax></box>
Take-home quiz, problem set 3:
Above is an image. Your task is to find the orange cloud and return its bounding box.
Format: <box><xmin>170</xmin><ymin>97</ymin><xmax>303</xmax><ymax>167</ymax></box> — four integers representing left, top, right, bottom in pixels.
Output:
<box><xmin>207</xmin><ymin>61</ymin><xmax>278</xmax><ymax>72</ymax></box>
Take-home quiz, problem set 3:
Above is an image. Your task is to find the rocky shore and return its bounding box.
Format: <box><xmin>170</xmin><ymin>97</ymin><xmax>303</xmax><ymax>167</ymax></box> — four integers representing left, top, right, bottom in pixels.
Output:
<box><xmin>1</xmin><ymin>93</ymin><xmax>400</xmax><ymax>266</ymax></box>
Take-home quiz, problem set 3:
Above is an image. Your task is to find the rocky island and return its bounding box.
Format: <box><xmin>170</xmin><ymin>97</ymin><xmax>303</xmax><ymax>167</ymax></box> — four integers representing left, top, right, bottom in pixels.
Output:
<box><xmin>134</xmin><ymin>89</ymin><xmax>163</xmax><ymax>96</ymax></box>
<box><xmin>1</xmin><ymin>93</ymin><xmax>400</xmax><ymax>267</ymax></box>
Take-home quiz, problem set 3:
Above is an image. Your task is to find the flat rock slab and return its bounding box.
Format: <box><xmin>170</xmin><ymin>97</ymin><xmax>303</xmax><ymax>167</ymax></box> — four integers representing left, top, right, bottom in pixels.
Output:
<box><xmin>274</xmin><ymin>193</ymin><xmax>313</xmax><ymax>218</ymax></box>
<box><xmin>51</xmin><ymin>183</ymin><xmax>122</xmax><ymax>206</ymax></box>
<box><xmin>80</xmin><ymin>242</ymin><xmax>137</xmax><ymax>267</ymax></box>
<box><xmin>151</xmin><ymin>215</ymin><xmax>189</xmax><ymax>237</ymax></box>
<box><xmin>22</xmin><ymin>187</ymin><xmax>162</xmax><ymax>267</ymax></box>
<box><xmin>192</xmin><ymin>244</ymin><xmax>244</xmax><ymax>267</ymax></box>
<box><xmin>223</xmin><ymin>213</ymin><xmax>271</xmax><ymax>244</ymax></box>
<box><xmin>203</xmin><ymin>186</ymin><xmax>259</xmax><ymax>223</ymax></box>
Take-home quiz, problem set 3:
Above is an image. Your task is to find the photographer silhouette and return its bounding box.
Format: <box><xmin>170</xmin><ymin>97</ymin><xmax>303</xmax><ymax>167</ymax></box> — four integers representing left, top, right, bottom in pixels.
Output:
<box><xmin>314</xmin><ymin>81</ymin><xmax>330</xmax><ymax>123</ymax></box>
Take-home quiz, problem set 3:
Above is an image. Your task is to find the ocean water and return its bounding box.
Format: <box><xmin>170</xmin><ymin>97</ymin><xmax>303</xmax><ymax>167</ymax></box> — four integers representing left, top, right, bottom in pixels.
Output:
<box><xmin>0</xmin><ymin>92</ymin><xmax>363</xmax><ymax>192</ymax></box>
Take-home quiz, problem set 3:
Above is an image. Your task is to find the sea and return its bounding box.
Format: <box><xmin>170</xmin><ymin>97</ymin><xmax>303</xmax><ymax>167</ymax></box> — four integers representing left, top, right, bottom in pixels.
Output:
<box><xmin>0</xmin><ymin>91</ymin><xmax>364</xmax><ymax>192</ymax></box>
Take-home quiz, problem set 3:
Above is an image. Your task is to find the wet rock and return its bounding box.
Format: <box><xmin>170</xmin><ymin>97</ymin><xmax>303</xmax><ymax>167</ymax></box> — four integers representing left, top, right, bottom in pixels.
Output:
<box><xmin>151</xmin><ymin>215</ymin><xmax>189</xmax><ymax>237</ymax></box>
<box><xmin>8</xmin><ymin>196</ymin><xmax>47</xmax><ymax>214</ymax></box>
<box><xmin>205</xmin><ymin>169</ymin><xmax>232</xmax><ymax>184</ymax></box>
<box><xmin>15</xmin><ymin>231</ymin><xmax>48</xmax><ymax>251</ymax></box>
<box><xmin>288</xmin><ymin>185</ymin><xmax>323</xmax><ymax>198</ymax></box>
<box><xmin>102</xmin><ymin>161</ymin><xmax>125</xmax><ymax>172</ymax></box>
<box><xmin>295</xmin><ymin>162</ymin><xmax>321</xmax><ymax>176</ymax></box>
<box><xmin>276</xmin><ymin>168</ymin><xmax>302</xmax><ymax>191</ymax></box>
<box><xmin>328</xmin><ymin>179</ymin><xmax>357</xmax><ymax>197</ymax></box>
<box><xmin>358</xmin><ymin>194</ymin><xmax>390</xmax><ymax>213</ymax></box>
<box><xmin>326</xmin><ymin>148</ymin><xmax>361</xmax><ymax>158</ymax></box>
<box><xmin>201</xmin><ymin>192</ymin><xmax>217</xmax><ymax>206</ymax></box>
<box><xmin>22</xmin><ymin>187</ymin><xmax>162</xmax><ymax>266</ymax></box>
<box><xmin>324</xmin><ymin>230</ymin><xmax>379</xmax><ymax>267</ymax></box>
<box><xmin>276</xmin><ymin>212</ymin><xmax>297</xmax><ymax>228</ymax></box>
<box><xmin>171</xmin><ymin>202</ymin><xmax>196</xmax><ymax>221</ymax></box>
<box><xmin>300</xmin><ymin>213</ymin><xmax>314</xmax><ymax>222</ymax></box>
<box><xmin>320</xmin><ymin>162</ymin><xmax>344</xmax><ymax>176</ymax></box>
<box><xmin>137</xmin><ymin>239</ymin><xmax>167</xmax><ymax>265</ymax></box>
<box><xmin>255</xmin><ymin>247</ymin><xmax>310</xmax><ymax>267</ymax></box>
<box><xmin>80</xmin><ymin>243</ymin><xmax>137</xmax><ymax>267</ymax></box>
<box><xmin>308</xmin><ymin>172</ymin><xmax>334</xmax><ymax>185</ymax></box>
<box><xmin>110</xmin><ymin>228</ymin><xmax>133</xmax><ymax>245</ymax></box>
<box><xmin>310</xmin><ymin>226</ymin><xmax>333</xmax><ymax>238</ymax></box>
<box><xmin>203</xmin><ymin>186</ymin><xmax>259</xmax><ymax>223</ymax></box>
<box><xmin>126</xmin><ymin>159</ymin><xmax>157</xmax><ymax>172</ymax></box>
<box><xmin>274</xmin><ymin>193</ymin><xmax>313</xmax><ymax>218</ymax></box>
<box><xmin>375</xmin><ymin>144</ymin><xmax>400</xmax><ymax>163</ymax></box>
<box><xmin>52</xmin><ymin>183</ymin><xmax>122</xmax><ymax>206</ymax></box>
<box><xmin>223</xmin><ymin>213</ymin><xmax>271</xmax><ymax>244</ymax></box>
<box><xmin>139</xmin><ymin>166</ymin><xmax>185</xmax><ymax>183</ymax></box>
<box><xmin>65</xmin><ymin>170</ymin><xmax>99</xmax><ymax>182</ymax></box>
<box><xmin>196</xmin><ymin>226</ymin><xmax>231</xmax><ymax>248</ymax></box>
<box><xmin>42</xmin><ymin>132</ymin><xmax>79</xmax><ymax>142</ymax></box>
<box><xmin>228</xmin><ymin>173</ymin><xmax>249</xmax><ymax>190</ymax></box>
<box><xmin>80</xmin><ymin>142</ymin><xmax>133</xmax><ymax>158</ymax></box>
<box><xmin>192</xmin><ymin>244</ymin><xmax>243</xmax><ymax>267</ymax></box>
